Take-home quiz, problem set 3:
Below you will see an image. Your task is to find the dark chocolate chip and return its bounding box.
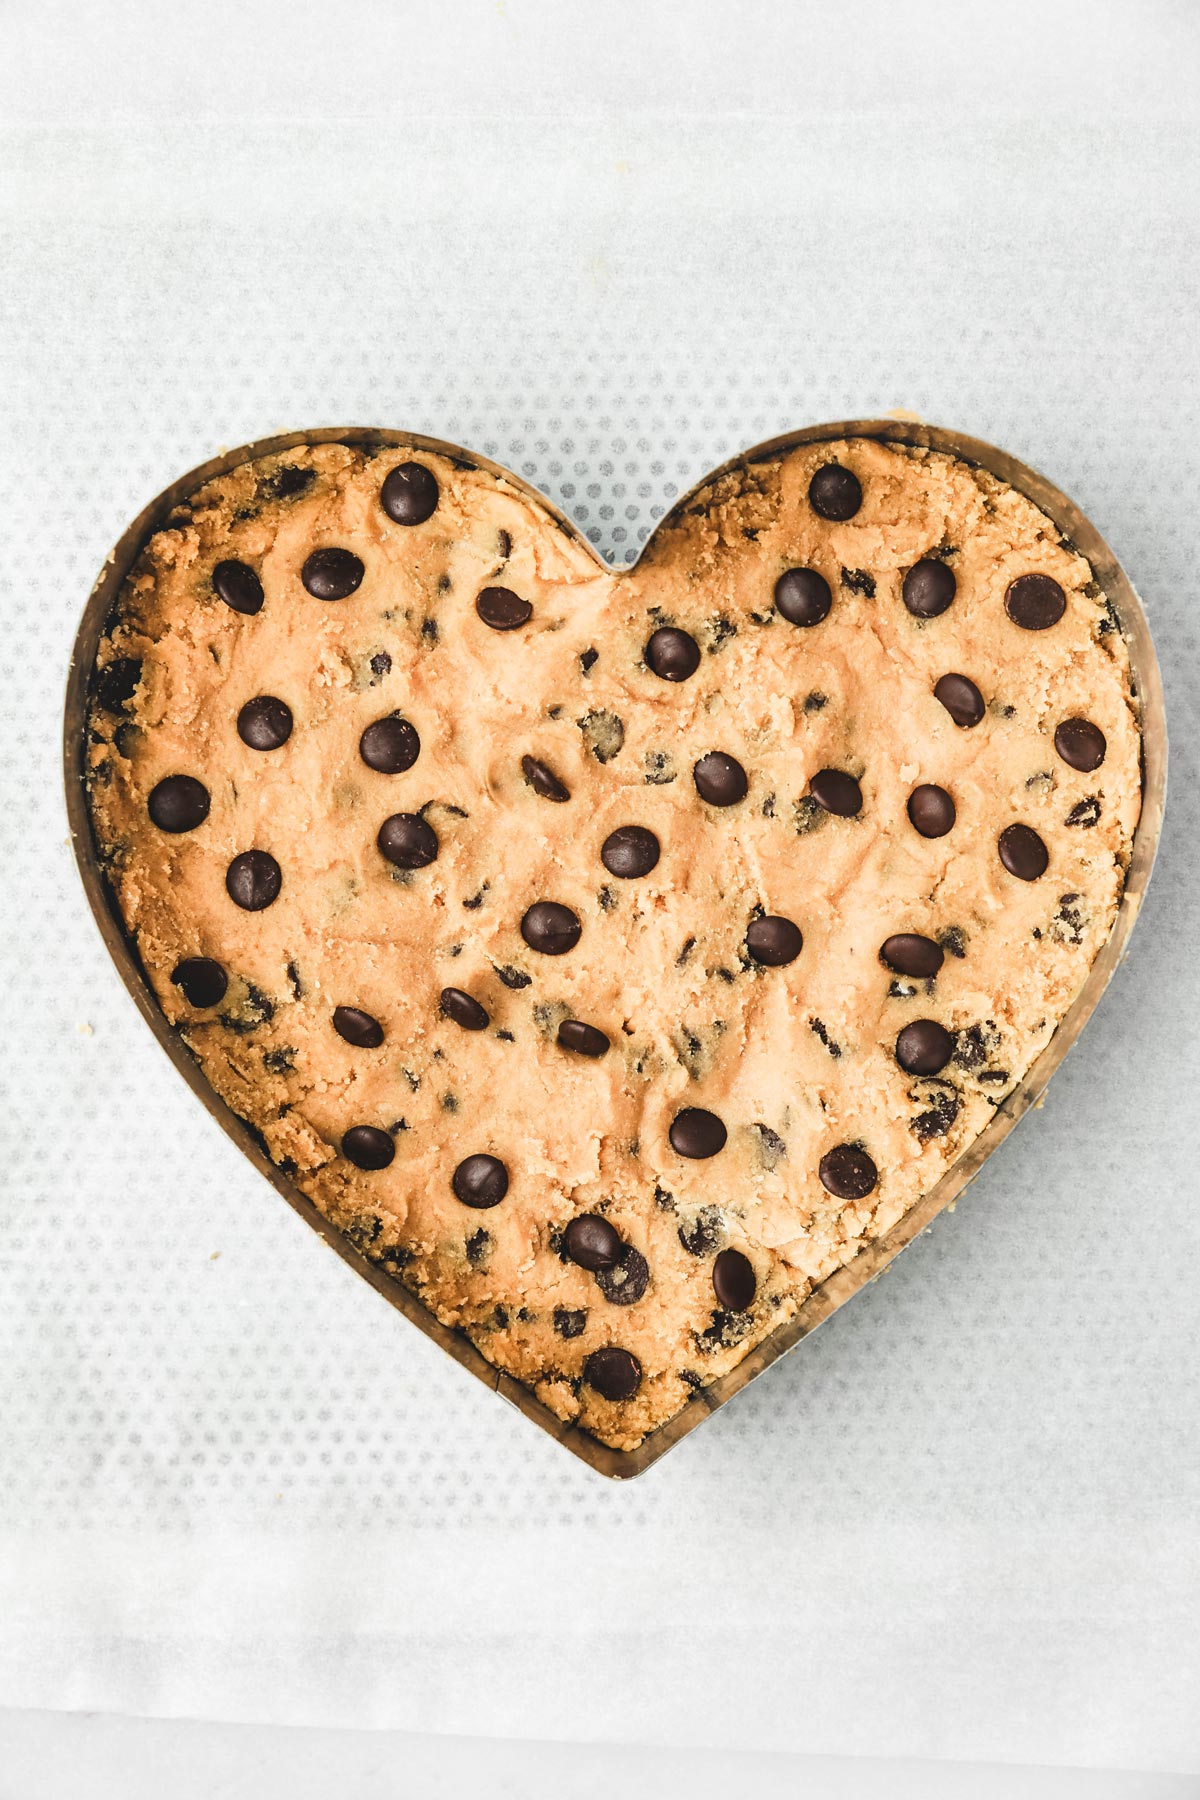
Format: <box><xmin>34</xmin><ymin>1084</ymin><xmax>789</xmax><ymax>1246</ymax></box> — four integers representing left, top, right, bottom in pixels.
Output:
<box><xmin>580</xmin><ymin>646</ymin><xmax>599</xmax><ymax>673</ymax></box>
<box><xmin>746</xmin><ymin>915</ymin><xmax>803</xmax><ymax>966</ymax></box>
<box><xmin>225</xmin><ymin>849</ymin><xmax>282</xmax><ymax>910</ymax></box>
<box><xmin>583</xmin><ymin>1346</ymin><xmax>642</xmax><ymax>1401</ymax></box>
<box><xmin>213</xmin><ymin>559</ymin><xmax>264</xmax><ymax>616</ymax></box>
<box><xmin>333</xmin><ymin>1005</ymin><xmax>385</xmax><ymax>1048</ymax></box>
<box><xmin>880</xmin><ymin>933</ymin><xmax>944</xmax><ymax>978</ymax></box>
<box><xmin>520</xmin><ymin>901</ymin><xmax>581</xmax><ymax>955</ymax></box>
<box><xmin>557</xmin><ymin>1019</ymin><xmax>611</xmax><ymax>1058</ymax></box>
<box><xmin>342</xmin><ymin>1125</ymin><xmax>395</xmax><ymax>1170</ymax></box>
<box><xmin>693</xmin><ymin>751</ymin><xmax>748</xmax><ymax>807</ymax></box>
<box><xmin>600</xmin><ymin>825</ymin><xmax>660</xmax><ymax>879</ymax></box>
<box><xmin>377</xmin><ymin>813</ymin><xmax>438</xmax><ymax>868</ymax></box>
<box><xmin>1066</xmin><ymin>796</ymin><xmax>1101</xmax><ymax>828</ymax></box>
<box><xmin>563</xmin><ymin>1214</ymin><xmax>622</xmax><ymax>1271</ymax></box>
<box><xmin>907</xmin><ymin>784</ymin><xmax>956</xmax><ymax>838</ymax></box>
<box><xmin>998</xmin><ymin>823</ymin><xmax>1049</xmax><ymax>880</ymax></box>
<box><xmin>774</xmin><ymin>567</ymin><xmax>832</xmax><ymax>627</ymax></box>
<box><xmin>903</xmin><ymin>559</ymin><xmax>956</xmax><ymax>618</ymax></box>
<box><xmin>148</xmin><ymin>775</ymin><xmax>210</xmax><ymax>833</ymax></box>
<box><xmin>597</xmin><ymin>1246</ymin><xmax>649</xmax><ymax>1306</ymax></box>
<box><xmin>170</xmin><ymin>957</ymin><xmax>228</xmax><ymax>1008</ymax></box>
<box><xmin>911</xmin><ymin>1087</ymin><xmax>961</xmax><ymax>1141</ymax></box>
<box><xmin>809</xmin><ymin>768</ymin><xmax>862</xmax><ymax>817</ymax></box>
<box><xmin>360</xmin><ymin>716</ymin><xmax>420</xmax><ymax>774</ymax></box>
<box><xmin>369</xmin><ymin>651</ymin><xmax>392</xmax><ymax>680</ymax></box>
<box><xmin>895</xmin><ymin>1019</ymin><xmax>955</xmax><ymax>1075</ymax></box>
<box><xmin>476</xmin><ymin>586</ymin><xmax>532</xmax><ymax>630</ymax></box>
<box><xmin>1054</xmin><ymin>717</ymin><xmax>1107</xmax><ymax>772</ymax></box>
<box><xmin>94</xmin><ymin>655</ymin><xmax>143</xmax><ymax>715</ymax></box>
<box><xmin>521</xmin><ymin>754</ymin><xmax>570</xmax><ymax>802</ymax></box>
<box><xmin>809</xmin><ymin>462</ymin><xmax>862</xmax><ymax>520</ymax></box>
<box><xmin>554</xmin><ymin>1307</ymin><xmax>587</xmax><ymax>1339</ymax></box>
<box><xmin>818</xmin><ymin>1144</ymin><xmax>878</xmax><ymax>1200</ymax></box>
<box><xmin>1005</xmin><ymin>573</ymin><xmax>1066</xmax><ymax>630</ymax></box>
<box><xmin>645</xmin><ymin>626</ymin><xmax>700</xmax><ymax>681</ymax></box>
<box><xmin>493</xmin><ymin>964</ymin><xmax>531</xmax><ymax>990</ymax></box>
<box><xmin>934</xmin><ymin>673</ymin><xmax>985</xmax><ymax>728</ymax></box>
<box><xmin>840</xmin><ymin>567</ymin><xmax>876</xmax><ymax>597</ymax></box>
<box><xmin>712</xmin><ymin>1247</ymin><xmax>756</xmax><ymax>1311</ymax></box>
<box><xmin>237</xmin><ymin>695</ymin><xmax>293</xmax><ymax>751</ymax></box>
<box><xmin>465</xmin><ymin>1227</ymin><xmax>492</xmax><ymax>1267</ymax></box>
<box><xmin>678</xmin><ymin>1205</ymin><xmax>722</xmax><ymax>1256</ymax></box>
<box><xmin>301</xmin><ymin>548</ymin><xmax>365</xmax><ymax>600</ymax></box>
<box><xmin>452</xmin><ymin>1153</ymin><xmax>509</xmax><ymax>1209</ymax></box>
<box><xmin>440</xmin><ymin>987</ymin><xmax>490</xmax><ymax>1031</ymax></box>
<box><xmin>670</xmin><ymin>1107</ymin><xmax>727</xmax><ymax>1159</ymax></box>
<box><xmin>264</xmin><ymin>464</ymin><xmax>315</xmax><ymax>500</ymax></box>
<box><xmin>380</xmin><ymin>461</ymin><xmax>439</xmax><ymax>525</ymax></box>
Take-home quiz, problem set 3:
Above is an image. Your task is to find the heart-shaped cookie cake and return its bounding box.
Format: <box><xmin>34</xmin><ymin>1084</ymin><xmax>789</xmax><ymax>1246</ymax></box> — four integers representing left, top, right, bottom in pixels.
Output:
<box><xmin>86</xmin><ymin>435</ymin><xmax>1142</xmax><ymax>1451</ymax></box>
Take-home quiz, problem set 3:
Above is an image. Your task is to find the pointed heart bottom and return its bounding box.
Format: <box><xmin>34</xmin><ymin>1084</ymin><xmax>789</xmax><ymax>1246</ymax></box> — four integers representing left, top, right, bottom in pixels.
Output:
<box><xmin>85</xmin><ymin>434</ymin><xmax>1142</xmax><ymax>1451</ymax></box>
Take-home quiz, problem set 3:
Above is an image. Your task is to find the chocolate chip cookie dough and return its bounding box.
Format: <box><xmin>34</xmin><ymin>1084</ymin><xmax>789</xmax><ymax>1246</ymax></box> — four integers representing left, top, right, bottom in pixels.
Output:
<box><xmin>86</xmin><ymin>436</ymin><xmax>1142</xmax><ymax>1451</ymax></box>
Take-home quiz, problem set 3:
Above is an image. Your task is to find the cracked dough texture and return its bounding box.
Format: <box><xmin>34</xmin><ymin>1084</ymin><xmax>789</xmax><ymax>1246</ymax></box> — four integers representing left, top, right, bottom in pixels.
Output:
<box><xmin>86</xmin><ymin>437</ymin><xmax>1142</xmax><ymax>1451</ymax></box>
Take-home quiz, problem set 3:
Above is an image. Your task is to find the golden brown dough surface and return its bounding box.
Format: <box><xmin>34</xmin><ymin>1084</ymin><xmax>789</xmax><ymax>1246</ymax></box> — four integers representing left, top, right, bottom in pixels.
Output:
<box><xmin>87</xmin><ymin>437</ymin><xmax>1141</xmax><ymax>1449</ymax></box>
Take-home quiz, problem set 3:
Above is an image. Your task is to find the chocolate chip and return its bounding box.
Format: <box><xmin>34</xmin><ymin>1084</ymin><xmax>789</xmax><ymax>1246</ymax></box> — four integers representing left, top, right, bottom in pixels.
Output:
<box><xmin>465</xmin><ymin>1227</ymin><xmax>492</xmax><ymax>1268</ymax></box>
<box><xmin>809</xmin><ymin>462</ymin><xmax>862</xmax><ymax>521</ymax></box>
<box><xmin>148</xmin><ymin>775</ymin><xmax>210</xmax><ymax>833</ymax></box>
<box><xmin>998</xmin><ymin>823</ymin><xmax>1049</xmax><ymax>880</ymax></box>
<box><xmin>841</xmin><ymin>567</ymin><xmax>876</xmax><ymax>597</ymax></box>
<box><xmin>1054</xmin><ymin>717</ymin><xmax>1107</xmax><ymax>772</ymax></box>
<box><xmin>693</xmin><ymin>751</ymin><xmax>748</xmax><ymax>807</ymax></box>
<box><xmin>225</xmin><ymin>849</ymin><xmax>282</xmax><ymax>910</ymax></box>
<box><xmin>380</xmin><ymin>461</ymin><xmax>439</xmax><ymax>525</ymax></box>
<box><xmin>377</xmin><ymin>813</ymin><xmax>438</xmax><ymax>868</ymax></box>
<box><xmin>678</xmin><ymin>1205</ymin><xmax>722</xmax><ymax>1256</ymax></box>
<box><xmin>809</xmin><ymin>768</ymin><xmax>862</xmax><ymax>817</ymax></box>
<box><xmin>880</xmin><ymin>933</ymin><xmax>944</xmax><ymax>978</ymax></box>
<box><xmin>911</xmin><ymin>1086</ymin><xmax>961</xmax><ymax>1140</ymax></box>
<box><xmin>774</xmin><ymin>567</ymin><xmax>832</xmax><ymax>627</ymax></box>
<box><xmin>95</xmin><ymin>655</ymin><xmax>142</xmax><ymax>715</ymax></box>
<box><xmin>333</xmin><ymin>1005</ymin><xmax>385</xmax><ymax>1048</ymax></box>
<box><xmin>597</xmin><ymin>1246</ymin><xmax>649</xmax><ymax>1306</ymax></box>
<box><xmin>580</xmin><ymin>646</ymin><xmax>599</xmax><ymax>673</ymax></box>
<box><xmin>452</xmin><ymin>1153</ymin><xmax>509</xmax><ymax>1208</ymax></box>
<box><xmin>170</xmin><ymin>957</ymin><xmax>228</xmax><ymax>1007</ymax></box>
<box><xmin>712</xmin><ymin>1247</ymin><xmax>756</xmax><ymax>1310</ymax></box>
<box><xmin>583</xmin><ymin>1346</ymin><xmax>642</xmax><ymax>1401</ymax></box>
<box><xmin>440</xmin><ymin>987</ymin><xmax>489</xmax><ymax>1031</ymax></box>
<box><xmin>1066</xmin><ymin>796</ymin><xmax>1101</xmax><ymax>828</ymax></box>
<box><xmin>554</xmin><ymin>1307</ymin><xmax>587</xmax><ymax>1339</ymax></box>
<box><xmin>645</xmin><ymin>626</ymin><xmax>700</xmax><ymax>680</ymax></box>
<box><xmin>670</xmin><ymin>1107</ymin><xmax>727</xmax><ymax>1159</ymax></box>
<box><xmin>263</xmin><ymin>464</ymin><xmax>315</xmax><ymax>500</ymax></box>
<box><xmin>934</xmin><ymin>673</ymin><xmax>985</xmax><ymax>728</ymax></box>
<box><xmin>301</xmin><ymin>548</ymin><xmax>365</xmax><ymax>600</ymax></box>
<box><xmin>521</xmin><ymin>754</ymin><xmax>569</xmax><ymax>802</ymax></box>
<box><xmin>907</xmin><ymin>784</ymin><xmax>956</xmax><ymax>838</ymax></box>
<box><xmin>600</xmin><ymin>825</ymin><xmax>660</xmax><ymax>878</ymax></box>
<box><xmin>520</xmin><ymin>901</ymin><xmax>581</xmax><ymax>955</ymax></box>
<box><xmin>476</xmin><ymin>586</ymin><xmax>531</xmax><ymax>630</ymax></box>
<box><xmin>818</xmin><ymin>1144</ymin><xmax>878</xmax><ymax>1200</ymax></box>
<box><xmin>895</xmin><ymin>1019</ymin><xmax>955</xmax><ymax>1075</ymax></box>
<box><xmin>342</xmin><ymin>1125</ymin><xmax>395</xmax><ymax>1170</ymax></box>
<box><xmin>563</xmin><ymin>1214</ymin><xmax>622</xmax><ymax>1271</ymax></box>
<box><xmin>237</xmin><ymin>695</ymin><xmax>293</xmax><ymax>751</ymax></box>
<box><xmin>1005</xmin><ymin>573</ymin><xmax>1066</xmax><ymax>630</ymax></box>
<box><xmin>557</xmin><ymin>1019</ymin><xmax>611</xmax><ymax>1058</ymax></box>
<box><xmin>369</xmin><ymin>651</ymin><xmax>392</xmax><ymax>680</ymax></box>
<box><xmin>360</xmin><ymin>716</ymin><xmax>420</xmax><ymax>774</ymax></box>
<box><xmin>903</xmin><ymin>559</ymin><xmax>956</xmax><ymax>618</ymax></box>
<box><xmin>493</xmin><ymin>964</ymin><xmax>531</xmax><ymax>991</ymax></box>
<box><xmin>213</xmin><ymin>559</ymin><xmax>264</xmax><ymax>616</ymax></box>
<box><xmin>746</xmin><ymin>915</ymin><xmax>803</xmax><ymax>966</ymax></box>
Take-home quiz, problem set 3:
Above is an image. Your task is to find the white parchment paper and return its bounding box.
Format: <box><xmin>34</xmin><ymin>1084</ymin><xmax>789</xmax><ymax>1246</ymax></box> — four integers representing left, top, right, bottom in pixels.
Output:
<box><xmin>2</xmin><ymin>0</ymin><xmax>1198</xmax><ymax>1771</ymax></box>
